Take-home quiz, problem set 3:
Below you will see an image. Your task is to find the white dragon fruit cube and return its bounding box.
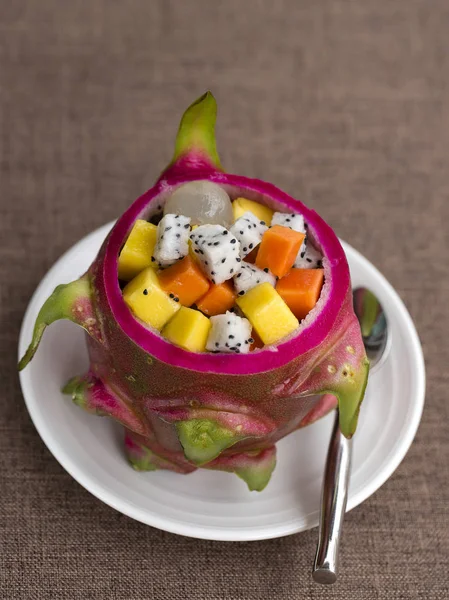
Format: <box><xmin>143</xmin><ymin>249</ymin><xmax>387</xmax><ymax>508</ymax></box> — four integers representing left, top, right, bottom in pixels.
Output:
<box><xmin>152</xmin><ymin>214</ymin><xmax>191</xmax><ymax>268</ymax></box>
<box><xmin>271</xmin><ymin>211</ymin><xmax>306</xmax><ymax>233</ymax></box>
<box><xmin>294</xmin><ymin>242</ymin><xmax>323</xmax><ymax>268</ymax></box>
<box><xmin>233</xmin><ymin>263</ymin><xmax>276</xmax><ymax>296</ymax></box>
<box><xmin>230</xmin><ymin>211</ymin><xmax>268</xmax><ymax>258</ymax></box>
<box><xmin>206</xmin><ymin>311</ymin><xmax>252</xmax><ymax>354</ymax></box>
<box><xmin>190</xmin><ymin>224</ymin><xmax>242</xmax><ymax>284</ymax></box>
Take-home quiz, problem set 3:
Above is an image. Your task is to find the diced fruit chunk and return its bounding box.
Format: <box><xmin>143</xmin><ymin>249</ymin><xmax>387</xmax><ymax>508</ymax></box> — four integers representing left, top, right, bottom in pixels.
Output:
<box><xmin>206</xmin><ymin>312</ymin><xmax>252</xmax><ymax>354</ymax></box>
<box><xmin>256</xmin><ymin>225</ymin><xmax>305</xmax><ymax>278</ymax></box>
<box><xmin>162</xmin><ymin>307</ymin><xmax>211</xmax><ymax>352</ymax></box>
<box><xmin>196</xmin><ymin>281</ymin><xmax>236</xmax><ymax>316</ymax></box>
<box><xmin>158</xmin><ymin>256</ymin><xmax>210</xmax><ymax>307</ymax></box>
<box><xmin>230</xmin><ymin>211</ymin><xmax>267</xmax><ymax>258</ymax></box>
<box><xmin>234</xmin><ymin>263</ymin><xmax>276</xmax><ymax>296</ymax></box>
<box><xmin>271</xmin><ymin>212</ymin><xmax>306</xmax><ymax>233</ymax></box>
<box><xmin>123</xmin><ymin>268</ymin><xmax>180</xmax><ymax>330</ymax></box>
<box><xmin>118</xmin><ymin>220</ymin><xmax>158</xmax><ymax>281</ymax></box>
<box><xmin>164</xmin><ymin>181</ymin><xmax>233</xmax><ymax>228</ymax></box>
<box><xmin>232</xmin><ymin>198</ymin><xmax>274</xmax><ymax>226</ymax></box>
<box><xmin>276</xmin><ymin>269</ymin><xmax>324</xmax><ymax>320</ymax></box>
<box><xmin>293</xmin><ymin>243</ymin><xmax>323</xmax><ymax>269</ymax></box>
<box><xmin>237</xmin><ymin>283</ymin><xmax>299</xmax><ymax>345</ymax></box>
<box><xmin>190</xmin><ymin>224</ymin><xmax>241</xmax><ymax>284</ymax></box>
<box><xmin>153</xmin><ymin>214</ymin><xmax>191</xmax><ymax>268</ymax></box>
<box><xmin>271</xmin><ymin>211</ymin><xmax>307</xmax><ymax>258</ymax></box>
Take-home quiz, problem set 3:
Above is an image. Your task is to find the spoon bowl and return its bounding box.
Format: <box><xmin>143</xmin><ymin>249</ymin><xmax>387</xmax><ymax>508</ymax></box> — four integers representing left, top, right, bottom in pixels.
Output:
<box><xmin>353</xmin><ymin>287</ymin><xmax>389</xmax><ymax>371</ymax></box>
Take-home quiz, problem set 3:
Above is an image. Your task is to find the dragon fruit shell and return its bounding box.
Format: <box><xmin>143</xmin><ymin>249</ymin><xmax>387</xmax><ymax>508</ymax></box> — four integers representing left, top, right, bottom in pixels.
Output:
<box><xmin>18</xmin><ymin>91</ymin><xmax>369</xmax><ymax>492</ymax></box>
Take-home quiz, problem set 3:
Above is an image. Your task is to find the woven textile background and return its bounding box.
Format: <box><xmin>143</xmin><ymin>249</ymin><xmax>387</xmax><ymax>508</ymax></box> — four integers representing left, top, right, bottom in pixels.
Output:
<box><xmin>1</xmin><ymin>1</ymin><xmax>448</xmax><ymax>599</ymax></box>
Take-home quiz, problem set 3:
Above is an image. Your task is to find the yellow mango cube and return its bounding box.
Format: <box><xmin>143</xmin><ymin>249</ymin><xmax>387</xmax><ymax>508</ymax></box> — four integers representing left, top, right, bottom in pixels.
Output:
<box><xmin>118</xmin><ymin>220</ymin><xmax>158</xmax><ymax>281</ymax></box>
<box><xmin>237</xmin><ymin>283</ymin><xmax>299</xmax><ymax>345</ymax></box>
<box><xmin>123</xmin><ymin>268</ymin><xmax>180</xmax><ymax>330</ymax></box>
<box><xmin>162</xmin><ymin>307</ymin><xmax>211</xmax><ymax>352</ymax></box>
<box><xmin>232</xmin><ymin>198</ymin><xmax>274</xmax><ymax>226</ymax></box>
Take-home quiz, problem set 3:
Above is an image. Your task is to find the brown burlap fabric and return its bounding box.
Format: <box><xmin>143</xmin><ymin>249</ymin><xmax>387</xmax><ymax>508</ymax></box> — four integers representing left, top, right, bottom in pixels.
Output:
<box><xmin>1</xmin><ymin>1</ymin><xmax>448</xmax><ymax>598</ymax></box>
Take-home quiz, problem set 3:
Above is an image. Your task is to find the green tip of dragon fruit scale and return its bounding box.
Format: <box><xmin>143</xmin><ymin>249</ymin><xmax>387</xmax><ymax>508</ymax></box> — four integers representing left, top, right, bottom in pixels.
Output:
<box><xmin>167</xmin><ymin>91</ymin><xmax>222</xmax><ymax>173</ymax></box>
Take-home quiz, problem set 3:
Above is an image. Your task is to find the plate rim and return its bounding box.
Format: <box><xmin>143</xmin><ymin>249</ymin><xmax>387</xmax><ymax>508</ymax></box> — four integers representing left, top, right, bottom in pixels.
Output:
<box><xmin>18</xmin><ymin>222</ymin><xmax>426</xmax><ymax>541</ymax></box>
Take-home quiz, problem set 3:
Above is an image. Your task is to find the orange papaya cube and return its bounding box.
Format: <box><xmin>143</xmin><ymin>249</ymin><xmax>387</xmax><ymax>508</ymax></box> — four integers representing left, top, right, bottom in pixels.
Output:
<box><xmin>196</xmin><ymin>281</ymin><xmax>236</xmax><ymax>316</ymax></box>
<box><xmin>276</xmin><ymin>268</ymin><xmax>324</xmax><ymax>320</ymax></box>
<box><xmin>158</xmin><ymin>256</ymin><xmax>210</xmax><ymax>307</ymax></box>
<box><xmin>255</xmin><ymin>225</ymin><xmax>305</xmax><ymax>278</ymax></box>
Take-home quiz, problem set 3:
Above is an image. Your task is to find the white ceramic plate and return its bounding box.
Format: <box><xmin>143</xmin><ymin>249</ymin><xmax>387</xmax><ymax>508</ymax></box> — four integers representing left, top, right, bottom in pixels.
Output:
<box><xmin>18</xmin><ymin>222</ymin><xmax>425</xmax><ymax>542</ymax></box>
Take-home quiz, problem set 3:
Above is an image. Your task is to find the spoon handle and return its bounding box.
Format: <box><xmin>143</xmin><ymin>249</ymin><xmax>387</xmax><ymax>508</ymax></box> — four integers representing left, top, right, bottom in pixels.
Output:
<box><xmin>312</xmin><ymin>411</ymin><xmax>353</xmax><ymax>584</ymax></box>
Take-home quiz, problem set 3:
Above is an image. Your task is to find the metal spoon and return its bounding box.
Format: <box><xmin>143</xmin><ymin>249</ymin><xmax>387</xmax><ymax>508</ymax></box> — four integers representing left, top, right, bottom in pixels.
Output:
<box><xmin>312</xmin><ymin>287</ymin><xmax>389</xmax><ymax>584</ymax></box>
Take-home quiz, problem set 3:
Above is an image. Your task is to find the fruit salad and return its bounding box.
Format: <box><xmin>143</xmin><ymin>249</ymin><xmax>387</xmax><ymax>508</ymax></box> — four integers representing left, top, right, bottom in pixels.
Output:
<box><xmin>19</xmin><ymin>93</ymin><xmax>369</xmax><ymax>491</ymax></box>
<box><xmin>118</xmin><ymin>194</ymin><xmax>325</xmax><ymax>354</ymax></box>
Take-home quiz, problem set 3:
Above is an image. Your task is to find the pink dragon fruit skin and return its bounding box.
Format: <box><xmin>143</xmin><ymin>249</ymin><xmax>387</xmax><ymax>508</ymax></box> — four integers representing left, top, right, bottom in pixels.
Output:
<box><xmin>19</xmin><ymin>92</ymin><xmax>369</xmax><ymax>491</ymax></box>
